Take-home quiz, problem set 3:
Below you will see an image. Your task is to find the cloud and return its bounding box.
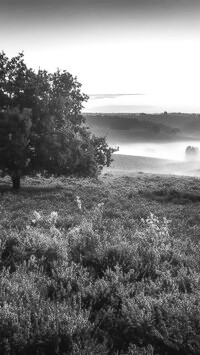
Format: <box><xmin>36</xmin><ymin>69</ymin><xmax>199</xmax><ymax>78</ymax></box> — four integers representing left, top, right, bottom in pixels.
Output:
<box><xmin>89</xmin><ymin>94</ymin><xmax>145</xmax><ymax>100</ymax></box>
<box><xmin>85</xmin><ymin>104</ymin><xmax>157</xmax><ymax>113</ymax></box>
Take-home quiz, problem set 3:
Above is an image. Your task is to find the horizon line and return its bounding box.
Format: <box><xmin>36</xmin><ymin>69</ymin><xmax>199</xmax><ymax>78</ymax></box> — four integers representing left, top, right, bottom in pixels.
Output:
<box><xmin>88</xmin><ymin>93</ymin><xmax>146</xmax><ymax>96</ymax></box>
<box><xmin>83</xmin><ymin>111</ymin><xmax>200</xmax><ymax>115</ymax></box>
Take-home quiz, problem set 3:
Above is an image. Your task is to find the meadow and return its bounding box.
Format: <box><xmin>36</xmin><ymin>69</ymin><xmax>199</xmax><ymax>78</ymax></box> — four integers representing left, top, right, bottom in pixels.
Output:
<box><xmin>1</xmin><ymin>171</ymin><xmax>200</xmax><ymax>354</ymax></box>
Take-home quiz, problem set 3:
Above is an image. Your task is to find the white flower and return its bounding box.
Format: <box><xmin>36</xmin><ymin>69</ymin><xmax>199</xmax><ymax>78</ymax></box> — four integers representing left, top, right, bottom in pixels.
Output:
<box><xmin>76</xmin><ymin>196</ymin><xmax>82</xmax><ymax>210</ymax></box>
<box><xmin>49</xmin><ymin>211</ymin><xmax>58</xmax><ymax>224</ymax></box>
<box><xmin>97</xmin><ymin>202</ymin><xmax>104</xmax><ymax>208</ymax></box>
<box><xmin>33</xmin><ymin>211</ymin><xmax>41</xmax><ymax>221</ymax></box>
<box><xmin>30</xmin><ymin>255</ymin><xmax>36</xmax><ymax>264</ymax></box>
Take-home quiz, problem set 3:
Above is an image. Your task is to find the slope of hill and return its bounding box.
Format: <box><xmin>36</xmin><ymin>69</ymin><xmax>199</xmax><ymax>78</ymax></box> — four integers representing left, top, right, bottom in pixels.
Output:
<box><xmin>104</xmin><ymin>154</ymin><xmax>173</xmax><ymax>172</ymax></box>
<box><xmin>103</xmin><ymin>153</ymin><xmax>200</xmax><ymax>176</ymax></box>
<box><xmin>84</xmin><ymin>112</ymin><xmax>200</xmax><ymax>143</ymax></box>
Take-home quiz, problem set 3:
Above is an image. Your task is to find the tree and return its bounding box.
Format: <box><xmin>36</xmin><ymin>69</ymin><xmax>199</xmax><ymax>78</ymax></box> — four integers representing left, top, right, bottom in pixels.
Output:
<box><xmin>185</xmin><ymin>146</ymin><xmax>200</xmax><ymax>161</ymax></box>
<box><xmin>0</xmin><ymin>108</ymin><xmax>32</xmax><ymax>189</ymax></box>
<box><xmin>0</xmin><ymin>52</ymin><xmax>117</xmax><ymax>189</ymax></box>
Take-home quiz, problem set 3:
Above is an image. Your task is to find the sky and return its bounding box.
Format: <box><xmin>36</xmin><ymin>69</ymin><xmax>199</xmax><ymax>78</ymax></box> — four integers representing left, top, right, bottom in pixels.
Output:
<box><xmin>1</xmin><ymin>0</ymin><xmax>200</xmax><ymax>113</ymax></box>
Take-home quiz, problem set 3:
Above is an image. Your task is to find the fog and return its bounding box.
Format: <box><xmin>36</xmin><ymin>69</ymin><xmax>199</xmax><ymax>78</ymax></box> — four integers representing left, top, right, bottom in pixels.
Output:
<box><xmin>84</xmin><ymin>94</ymin><xmax>200</xmax><ymax>114</ymax></box>
<box><xmin>85</xmin><ymin>112</ymin><xmax>200</xmax><ymax>176</ymax></box>
<box><xmin>116</xmin><ymin>141</ymin><xmax>200</xmax><ymax>161</ymax></box>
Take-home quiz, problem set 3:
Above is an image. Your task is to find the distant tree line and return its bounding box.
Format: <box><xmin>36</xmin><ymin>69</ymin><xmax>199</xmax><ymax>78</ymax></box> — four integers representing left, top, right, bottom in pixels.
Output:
<box><xmin>0</xmin><ymin>52</ymin><xmax>118</xmax><ymax>189</ymax></box>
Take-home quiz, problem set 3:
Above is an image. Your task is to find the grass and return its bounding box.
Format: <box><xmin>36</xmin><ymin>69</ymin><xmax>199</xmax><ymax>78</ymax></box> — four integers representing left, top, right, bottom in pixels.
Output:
<box><xmin>103</xmin><ymin>153</ymin><xmax>200</xmax><ymax>176</ymax></box>
<box><xmin>1</xmin><ymin>172</ymin><xmax>200</xmax><ymax>354</ymax></box>
<box><xmin>1</xmin><ymin>171</ymin><xmax>200</xmax><ymax>262</ymax></box>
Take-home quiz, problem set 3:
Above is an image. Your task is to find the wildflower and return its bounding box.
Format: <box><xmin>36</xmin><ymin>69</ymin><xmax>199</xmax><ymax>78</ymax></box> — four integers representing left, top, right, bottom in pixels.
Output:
<box><xmin>49</xmin><ymin>211</ymin><xmax>58</xmax><ymax>224</ymax></box>
<box><xmin>29</xmin><ymin>255</ymin><xmax>36</xmax><ymax>264</ymax></box>
<box><xmin>76</xmin><ymin>196</ymin><xmax>82</xmax><ymax>210</ymax></box>
<box><xmin>98</xmin><ymin>202</ymin><xmax>104</xmax><ymax>208</ymax></box>
<box><xmin>33</xmin><ymin>211</ymin><xmax>42</xmax><ymax>221</ymax></box>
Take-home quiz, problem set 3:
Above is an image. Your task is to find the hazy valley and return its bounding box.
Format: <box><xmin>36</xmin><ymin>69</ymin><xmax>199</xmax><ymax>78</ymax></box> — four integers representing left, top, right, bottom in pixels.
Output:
<box><xmin>85</xmin><ymin>112</ymin><xmax>200</xmax><ymax>176</ymax></box>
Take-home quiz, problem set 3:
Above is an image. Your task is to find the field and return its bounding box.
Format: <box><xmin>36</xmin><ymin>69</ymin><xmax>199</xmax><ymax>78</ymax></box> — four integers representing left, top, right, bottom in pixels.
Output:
<box><xmin>104</xmin><ymin>153</ymin><xmax>200</xmax><ymax>176</ymax></box>
<box><xmin>1</xmin><ymin>172</ymin><xmax>200</xmax><ymax>354</ymax></box>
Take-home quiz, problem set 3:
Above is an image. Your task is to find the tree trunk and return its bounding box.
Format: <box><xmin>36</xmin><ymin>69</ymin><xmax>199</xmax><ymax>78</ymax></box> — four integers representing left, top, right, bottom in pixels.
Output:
<box><xmin>12</xmin><ymin>176</ymin><xmax>21</xmax><ymax>190</ymax></box>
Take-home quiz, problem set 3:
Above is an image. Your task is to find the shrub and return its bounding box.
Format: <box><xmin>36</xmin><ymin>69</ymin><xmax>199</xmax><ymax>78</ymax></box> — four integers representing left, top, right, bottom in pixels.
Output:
<box><xmin>1</xmin><ymin>173</ymin><xmax>200</xmax><ymax>354</ymax></box>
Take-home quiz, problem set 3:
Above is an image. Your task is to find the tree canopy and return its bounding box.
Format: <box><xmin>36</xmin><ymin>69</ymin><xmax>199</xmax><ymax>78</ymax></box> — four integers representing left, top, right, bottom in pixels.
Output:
<box><xmin>0</xmin><ymin>52</ymin><xmax>117</xmax><ymax>188</ymax></box>
<box><xmin>185</xmin><ymin>146</ymin><xmax>199</xmax><ymax>161</ymax></box>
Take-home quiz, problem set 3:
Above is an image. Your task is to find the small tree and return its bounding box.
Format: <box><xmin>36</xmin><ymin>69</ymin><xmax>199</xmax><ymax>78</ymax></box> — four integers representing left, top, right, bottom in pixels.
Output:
<box><xmin>0</xmin><ymin>52</ymin><xmax>117</xmax><ymax>188</ymax></box>
<box><xmin>185</xmin><ymin>146</ymin><xmax>199</xmax><ymax>161</ymax></box>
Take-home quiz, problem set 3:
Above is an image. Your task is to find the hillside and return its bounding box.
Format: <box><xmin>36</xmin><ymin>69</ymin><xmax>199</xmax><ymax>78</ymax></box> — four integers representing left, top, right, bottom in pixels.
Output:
<box><xmin>103</xmin><ymin>153</ymin><xmax>200</xmax><ymax>176</ymax></box>
<box><xmin>84</xmin><ymin>112</ymin><xmax>200</xmax><ymax>144</ymax></box>
<box><xmin>1</xmin><ymin>173</ymin><xmax>200</xmax><ymax>354</ymax></box>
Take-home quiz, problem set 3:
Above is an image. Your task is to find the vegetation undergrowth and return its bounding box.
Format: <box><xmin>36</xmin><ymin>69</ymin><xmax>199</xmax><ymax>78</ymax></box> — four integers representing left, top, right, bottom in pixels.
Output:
<box><xmin>1</xmin><ymin>172</ymin><xmax>200</xmax><ymax>354</ymax></box>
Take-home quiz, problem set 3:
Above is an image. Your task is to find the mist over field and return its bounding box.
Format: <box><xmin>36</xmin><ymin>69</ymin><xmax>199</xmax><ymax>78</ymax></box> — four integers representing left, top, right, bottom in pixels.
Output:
<box><xmin>85</xmin><ymin>112</ymin><xmax>200</xmax><ymax>176</ymax></box>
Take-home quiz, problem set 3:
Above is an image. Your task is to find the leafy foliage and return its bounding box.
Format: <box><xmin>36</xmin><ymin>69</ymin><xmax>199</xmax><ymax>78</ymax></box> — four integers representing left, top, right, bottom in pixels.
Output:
<box><xmin>0</xmin><ymin>52</ymin><xmax>117</xmax><ymax>188</ymax></box>
<box><xmin>0</xmin><ymin>108</ymin><xmax>32</xmax><ymax>188</ymax></box>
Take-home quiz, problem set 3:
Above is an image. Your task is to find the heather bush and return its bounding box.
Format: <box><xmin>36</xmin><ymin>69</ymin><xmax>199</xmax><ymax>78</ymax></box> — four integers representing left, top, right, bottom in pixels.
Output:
<box><xmin>0</xmin><ymin>263</ymin><xmax>100</xmax><ymax>355</ymax></box>
<box><xmin>1</xmin><ymin>174</ymin><xmax>200</xmax><ymax>353</ymax></box>
<box><xmin>0</xmin><ymin>212</ymin><xmax>69</xmax><ymax>276</ymax></box>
